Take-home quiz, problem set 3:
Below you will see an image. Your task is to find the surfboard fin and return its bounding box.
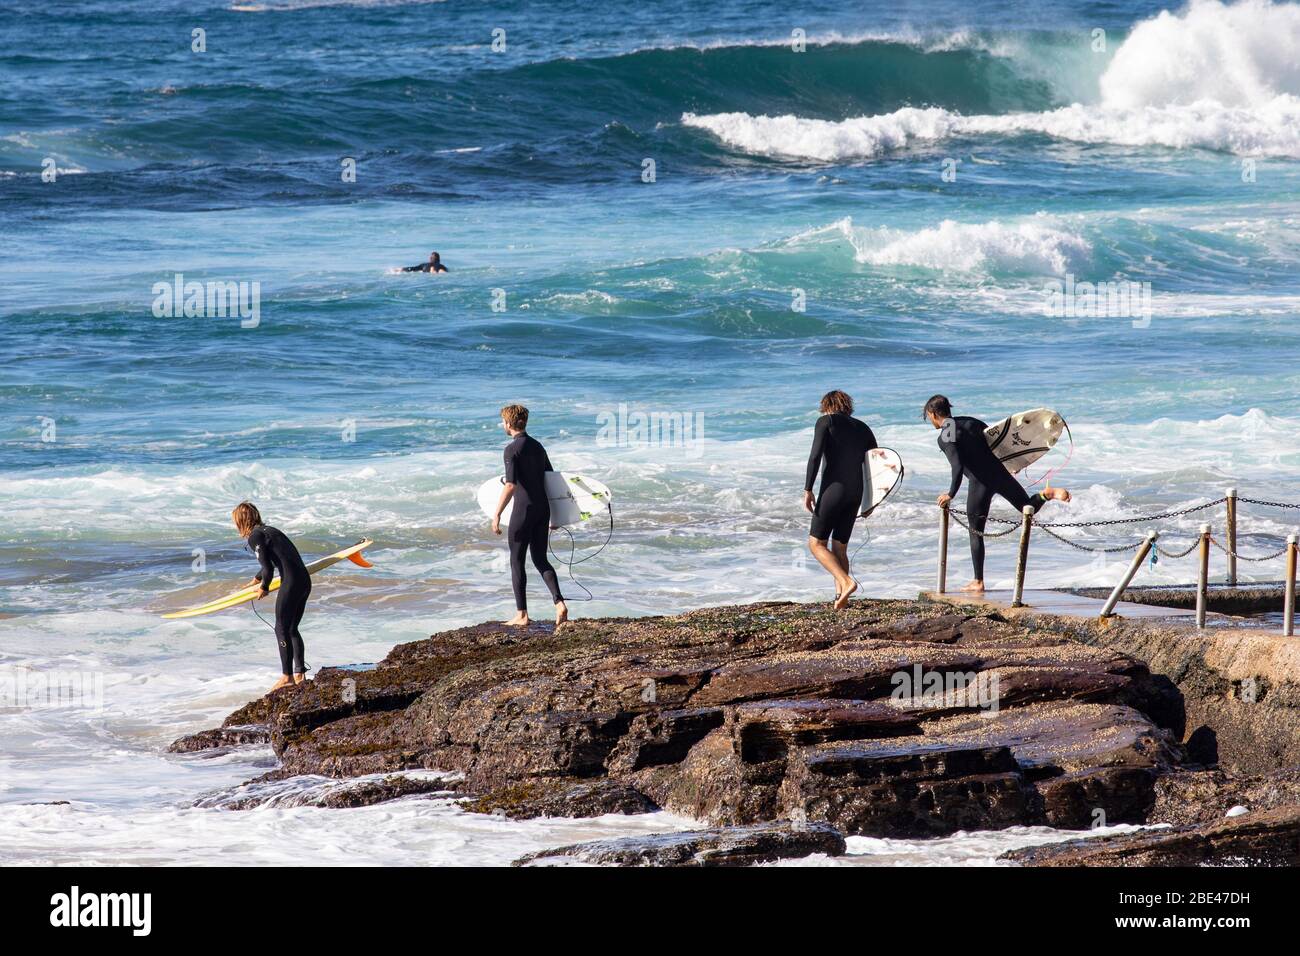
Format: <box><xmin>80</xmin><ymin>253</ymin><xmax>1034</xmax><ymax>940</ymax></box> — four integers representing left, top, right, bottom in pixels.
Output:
<box><xmin>348</xmin><ymin>551</ymin><xmax>373</xmax><ymax>568</ymax></box>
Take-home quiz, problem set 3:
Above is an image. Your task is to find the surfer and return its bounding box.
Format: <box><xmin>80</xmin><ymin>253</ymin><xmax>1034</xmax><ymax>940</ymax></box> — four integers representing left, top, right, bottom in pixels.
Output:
<box><xmin>803</xmin><ymin>390</ymin><xmax>877</xmax><ymax>610</ymax></box>
<box><xmin>490</xmin><ymin>404</ymin><xmax>569</xmax><ymax>628</ymax></box>
<box><xmin>924</xmin><ymin>395</ymin><xmax>1071</xmax><ymax>593</ymax></box>
<box><xmin>401</xmin><ymin>251</ymin><xmax>448</xmax><ymax>273</ymax></box>
<box><xmin>232</xmin><ymin>502</ymin><xmax>312</xmax><ymax>693</ymax></box>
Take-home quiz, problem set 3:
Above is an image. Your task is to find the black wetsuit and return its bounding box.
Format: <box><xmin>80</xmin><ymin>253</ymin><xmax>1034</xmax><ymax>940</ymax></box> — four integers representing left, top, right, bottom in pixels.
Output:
<box><xmin>248</xmin><ymin>525</ymin><xmax>311</xmax><ymax>675</ymax></box>
<box><xmin>805</xmin><ymin>413</ymin><xmax>878</xmax><ymax>544</ymax></box>
<box><xmin>401</xmin><ymin>262</ymin><xmax>448</xmax><ymax>273</ymax></box>
<box><xmin>504</xmin><ymin>433</ymin><xmax>563</xmax><ymax>612</ymax></box>
<box><xmin>939</xmin><ymin>416</ymin><xmax>1047</xmax><ymax>580</ymax></box>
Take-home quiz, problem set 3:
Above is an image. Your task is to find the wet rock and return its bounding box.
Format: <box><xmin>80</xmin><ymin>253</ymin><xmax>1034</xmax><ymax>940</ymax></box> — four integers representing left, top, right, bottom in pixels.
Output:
<box><xmin>168</xmin><ymin>725</ymin><xmax>271</xmax><ymax>753</ymax></box>
<box><xmin>465</xmin><ymin>779</ymin><xmax>656</xmax><ymax>819</ymax></box>
<box><xmin>730</xmin><ymin>699</ymin><xmax>920</xmax><ymax>762</ymax></box>
<box><xmin>1004</xmin><ymin>806</ymin><xmax>1300</xmax><ymax>867</ymax></box>
<box><xmin>513</xmin><ymin>822</ymin><xmax>847</xmax><ymax>867</ymax></box>
<box><xmin>605</xmin><ymin>707</ymin><xmax>726</xmax><ymax>773</ymax></box>
<box><xmin>1151</xmin><ymin>767</ymin><xmax>1300</xmax><ymax>827</ymax></box>
<box><xmin>781</xmin><ymin>740</ymin><xmax>1029</xmax><ymax>837</ymax></box>
<box><xmin>195</xmin><ymin>771</ymin><xmax>458</xmax><ymax>810</ymax></box>
<box><xmin>176</xmin><ymin>599</ymin><xmax>1224</xmax><ymax>841</ymax></box>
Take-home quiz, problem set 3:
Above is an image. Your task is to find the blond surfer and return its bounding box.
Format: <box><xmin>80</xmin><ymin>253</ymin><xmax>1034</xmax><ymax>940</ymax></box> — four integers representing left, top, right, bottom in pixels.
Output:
<box><xmin>490</xmin><ymin>404</ymin><xmax>569</xmax><ymax>628</ymax></box>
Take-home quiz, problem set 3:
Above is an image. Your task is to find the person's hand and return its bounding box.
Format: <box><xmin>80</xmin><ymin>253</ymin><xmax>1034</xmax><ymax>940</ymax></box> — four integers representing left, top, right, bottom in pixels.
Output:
<box><xmin>937</xmin><ymin>494</ymin><xmax>952</xmax><ymax>509</ymax></box>
<box><xmin>491</xmin><ymin>517</ymin><xmax>501</xmax><ymax>536</ymax></box>
<box><xmin>802</xmin><ymin>490</ymin><xmax>815</xmax><ymax>514</ymax></box>
<box><xmin>254</xmin><ymin>588</ymin><xmax>269</xmax><ymax>601</ymax></box>
<box><xmin>549</xmin><ymin>524</ymin><xmax>558</xmax><ymax>531</ymax></box>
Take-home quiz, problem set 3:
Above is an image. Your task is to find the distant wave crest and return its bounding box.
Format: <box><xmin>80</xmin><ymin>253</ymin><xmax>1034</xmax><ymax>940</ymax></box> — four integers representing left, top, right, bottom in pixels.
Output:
<box><xmin>684</xmin><ymin>0</ymin><xmax>1300</xmax><ymax>160</ymax></box>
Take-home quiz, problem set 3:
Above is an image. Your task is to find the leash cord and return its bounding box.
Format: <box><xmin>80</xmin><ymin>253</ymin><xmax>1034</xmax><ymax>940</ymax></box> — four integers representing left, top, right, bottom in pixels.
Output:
<box><xmin>251</xmin><ymin>598</ymin><xmax>275</xmax><ymax>630</ymax></box>
<box><xmin>548</xmin><ymin>507</ymin><xmax>614</xmax><ymax>603</ymax></box>
<box><xmin>841</xmin><ymin>454</ymin><xmax>905</xmax><ymax>596</ymax></box>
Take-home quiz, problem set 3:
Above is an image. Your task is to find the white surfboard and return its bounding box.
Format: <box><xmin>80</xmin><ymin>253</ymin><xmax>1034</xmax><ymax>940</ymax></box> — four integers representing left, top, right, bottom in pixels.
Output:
<box><xmin>984</xmin><ymin>408</ymin><xmax>1066</xmax><ymax>474</ymax></box>
<box><xmin>860</xmin><ymin>447</ymin><xmax>904</xmax><ymax>517</ymax></box>
<box><xmin>477</xmin><ymin>472</ymin><xmax>612</xmax><ymax>527</ymax></box>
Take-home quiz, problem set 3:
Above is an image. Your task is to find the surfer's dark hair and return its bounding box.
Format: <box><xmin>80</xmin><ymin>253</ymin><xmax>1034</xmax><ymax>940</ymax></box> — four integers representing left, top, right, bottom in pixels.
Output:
<box><xmin>924</xmin><ymin>395</ymin><xmax>952</xmax><ymax>419</ymax></box>
<box><xmin>232</xmin><ymin>501</ymin><xmax>263</xmax><ymax>537</ymax></box>
<box><xmin>501</xmin><ymin>404</ymin><xmax>529</xmax><ymax>431</ymax></box>
<box><xmin>819</xmin><ymin>390</ymin><xmax>853</xmax><ymax>416</ymax></box>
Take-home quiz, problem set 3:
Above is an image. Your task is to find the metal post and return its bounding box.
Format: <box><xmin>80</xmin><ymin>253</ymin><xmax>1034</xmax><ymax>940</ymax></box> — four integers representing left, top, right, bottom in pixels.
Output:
<box><xmin>1100</xmin><ymin>530</ymin><xmax>1158</xmax><ymax>618</ymax></box>
<box><xmin>1285</xmin><ymin>534</ymin><xmax>1297</xmax><ymax>638</ymax></box>
<box><xmin>1011</xmin><ymin>505</ymin><xmax>1034</xmax><ymax>608</ymax></box>
<box><xmin>1196</xmin><ymin>523</ymin><xmax>1211</xmax><ymax>630</ymax></box>
<box><xmin>1225</xmin><ymin>488</ymin><xmax>1238</xmax><ymax>586</ymax></box>
<box><xmin>936</xmin><ymin>505</ymin><xmax>950</xmax><ymax>594</ymax></box>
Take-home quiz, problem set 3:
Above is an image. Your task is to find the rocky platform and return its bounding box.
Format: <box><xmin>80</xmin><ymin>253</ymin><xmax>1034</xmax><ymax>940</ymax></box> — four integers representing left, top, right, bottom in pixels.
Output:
<box><xmin>171</xmin><ymin>599</ymin><xmax>1300</xmax><ymax>865</ymax></box>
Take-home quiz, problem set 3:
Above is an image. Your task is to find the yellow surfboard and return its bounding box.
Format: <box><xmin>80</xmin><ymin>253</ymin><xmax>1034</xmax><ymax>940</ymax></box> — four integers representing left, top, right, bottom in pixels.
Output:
<box><xmin>162</xmin><ymin>539</ymin><xmax>374</xmax><ymax>620</ymax></box>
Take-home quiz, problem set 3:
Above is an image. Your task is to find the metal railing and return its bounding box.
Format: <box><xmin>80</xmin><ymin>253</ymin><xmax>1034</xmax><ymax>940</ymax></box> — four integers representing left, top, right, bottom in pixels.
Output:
<box><xmin>935</xmin><ymin>488</ymin><xmax>1300</xmax><ymax>635</ymax></box>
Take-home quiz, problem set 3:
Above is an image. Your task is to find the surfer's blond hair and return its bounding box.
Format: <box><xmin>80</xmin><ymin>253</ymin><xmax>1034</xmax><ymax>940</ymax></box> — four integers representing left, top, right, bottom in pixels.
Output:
<box><xmin>501</xmin><ymin>404</ymin><xmax>529</xmax><ymax>431</ymax></box>
<box><xmin>231</xmin><ymin>502</ymin><xmax>263</xmax><ymax>537</ymax></box>
<box><xmin>819</xmin><ymin>390</ymin><xmax>854</xmax><ymax>416</ymax></box>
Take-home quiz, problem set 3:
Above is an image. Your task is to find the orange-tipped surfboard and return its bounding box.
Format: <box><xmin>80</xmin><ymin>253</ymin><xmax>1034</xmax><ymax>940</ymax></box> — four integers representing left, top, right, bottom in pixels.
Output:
<box><xmin>162</xmin><ymin>539</ymin><xmax>373</xmax><ymax>619</ymax></box>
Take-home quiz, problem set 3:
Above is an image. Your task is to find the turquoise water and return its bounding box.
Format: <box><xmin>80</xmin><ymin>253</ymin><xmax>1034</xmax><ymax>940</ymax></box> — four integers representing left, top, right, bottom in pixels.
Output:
<box><xmin>2</xmin><ymin>0</ymin><xmax>1299</xmax><ymax>863</ymax></box>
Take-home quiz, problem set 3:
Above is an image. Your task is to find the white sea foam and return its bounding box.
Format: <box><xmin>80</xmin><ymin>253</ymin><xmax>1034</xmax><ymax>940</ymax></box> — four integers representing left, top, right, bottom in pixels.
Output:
<box><xmin>782</xmin><ymin>215</ymin><xmax>1091</xmax><ymax>275</ymax></box>
<box><xmin>684</xmin><ymin>1</ymin><xmax>1300</xmax><ymax>159</ymax></box>
<box><xmin>1099</xmin><ymin>0</ymin><xmax>1300</xmax><ymax>109</ymax></box>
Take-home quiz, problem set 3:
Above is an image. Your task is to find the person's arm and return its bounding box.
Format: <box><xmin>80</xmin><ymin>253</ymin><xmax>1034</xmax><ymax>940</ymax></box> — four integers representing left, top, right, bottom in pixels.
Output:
<box><xmin>863</xmin><ymin>423</ymin><xmax>878</xmax><ymax>453</ymax></box>
<box><xmin>249</xmin><ymin>529</ymin><xmax>275</xmax><ymax>593</ymax></box>
<box><xmin>804</xmin><ymin>416</ymin><xmax>828</xmax><ymax>492</ymax></box>
<box><xmin>939</xmin><ymin>426</ymin><xmax>964</xmax><ymax>499</ymax></box>
<box><xmin>493</xmin><ymin>446</ymin><xmax>517</xmax><ymax>534</ymax></box>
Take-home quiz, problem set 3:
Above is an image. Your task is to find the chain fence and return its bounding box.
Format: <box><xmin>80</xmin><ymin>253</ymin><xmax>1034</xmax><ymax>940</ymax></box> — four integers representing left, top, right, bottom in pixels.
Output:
<box><xmin>949</xmin><ymin>495</ymin><xmax>1298</xmax><ymax>562</ymax></box>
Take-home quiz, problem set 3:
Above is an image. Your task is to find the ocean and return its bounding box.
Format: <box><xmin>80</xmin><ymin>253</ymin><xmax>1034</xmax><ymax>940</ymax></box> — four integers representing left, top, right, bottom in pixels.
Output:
<box><xmin>2</xmin><ymin>0</ymin><xmax>1299</xmax><ymax>864</ymax></box>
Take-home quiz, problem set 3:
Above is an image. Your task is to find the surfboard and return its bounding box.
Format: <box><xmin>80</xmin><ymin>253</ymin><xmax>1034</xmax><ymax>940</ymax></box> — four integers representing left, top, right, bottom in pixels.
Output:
<box><xmin>984</xmin><ymin>408</ymin><xmax>1066</xmax><ymax>474</ymax></box>
<box><xmin>860</xmin><ymin>447</ymin><xmax>904</xmax><ymax>517</ymax></box>
<box><xmin>477</xmin><ymin>472</ymin><xmax>612</xmax><ymax>527</ymax></box>
<box><xmin>161</xmin><ymin>539</ymin><xmax>374</xmax><ymax>620</ymax></box>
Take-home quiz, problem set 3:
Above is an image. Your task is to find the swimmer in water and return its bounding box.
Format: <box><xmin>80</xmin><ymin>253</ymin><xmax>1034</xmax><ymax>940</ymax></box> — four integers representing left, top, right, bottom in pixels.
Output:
<box><xmin>401</xmin><ymin>251</ymin><xmax>448</xmax><ymax>273</ymax></box>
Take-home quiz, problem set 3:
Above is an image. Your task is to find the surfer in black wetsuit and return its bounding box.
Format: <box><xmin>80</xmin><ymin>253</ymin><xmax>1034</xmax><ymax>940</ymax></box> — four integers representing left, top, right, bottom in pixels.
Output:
<box><xmin>232</xmin><ymin>502</ymin><xmax>312</xmax><ymax>693</ymax></box>
<box><xmin>803</xmin><ymin>390</ymin><xmax>878</xmax><ymax>609</ymax></box>
<box><xmin>490</xmin><ymin>404</ymin><xmax>568</xmax><ymax>628</ymax></box>
<box><xmin>401</xmin><ymin>251</ymin><xmax>448</xmax><ymax>273</ymax></box>
<box><xmin>924</xmin><ymin>395</ymin><xmax>1071</xmax><ymax>593</ymax></box>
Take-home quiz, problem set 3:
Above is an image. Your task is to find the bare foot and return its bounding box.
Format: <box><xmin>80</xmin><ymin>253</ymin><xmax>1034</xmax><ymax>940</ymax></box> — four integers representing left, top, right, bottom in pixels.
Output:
<box><xmin>960</xmin><ymin>580</ymin><xmax>986</xmax><ymax>593</ymax></box>
<box><xmin>1044</xmin><ymin>487</ymin><xmax>1071</xmax><ymax>503</ymax></box>
<box><xmin>555</xmin><ymin>601</ymin><xmax>569</xmax><ymax>629</ymax></box>
<box><xmin>504</xmin><ymin>612</ymin><xmax>530</xmax><ymax>627</ymax></box>
<box><xmin>293</xmin><ymin>673</ymin><xmax>307</xmax><ymax>685</ymax></box>
<box><xmin>268</xmin><ymin>675</ymin><xmax>291</xmax><ymax>695</ymax></box>
<box><xmin>834</xmin><ymin>580</ymin><xmax>858</xmax><ymax>610</ymax></box>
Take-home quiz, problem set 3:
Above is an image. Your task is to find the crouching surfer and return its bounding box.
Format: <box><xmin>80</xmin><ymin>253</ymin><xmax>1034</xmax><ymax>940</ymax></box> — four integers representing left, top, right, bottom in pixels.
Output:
<box><xmin>232</xmin><ymin>502</ymin><xmax>311</xmax><ymax>693</ymax></box>
<box><xmin>803</xmin><ymin>389</ymin><xmax>877</xmax><ymax>610</ymax></box>
<box><xmin>924</xmin><ymin>395</ymin><xmax>1071</xmax><ymax>593</ymax></box>
<box><xmin>490</xmin><ymin>404</ymin><xmax>569</xmax><ymax>628</ymax></box>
